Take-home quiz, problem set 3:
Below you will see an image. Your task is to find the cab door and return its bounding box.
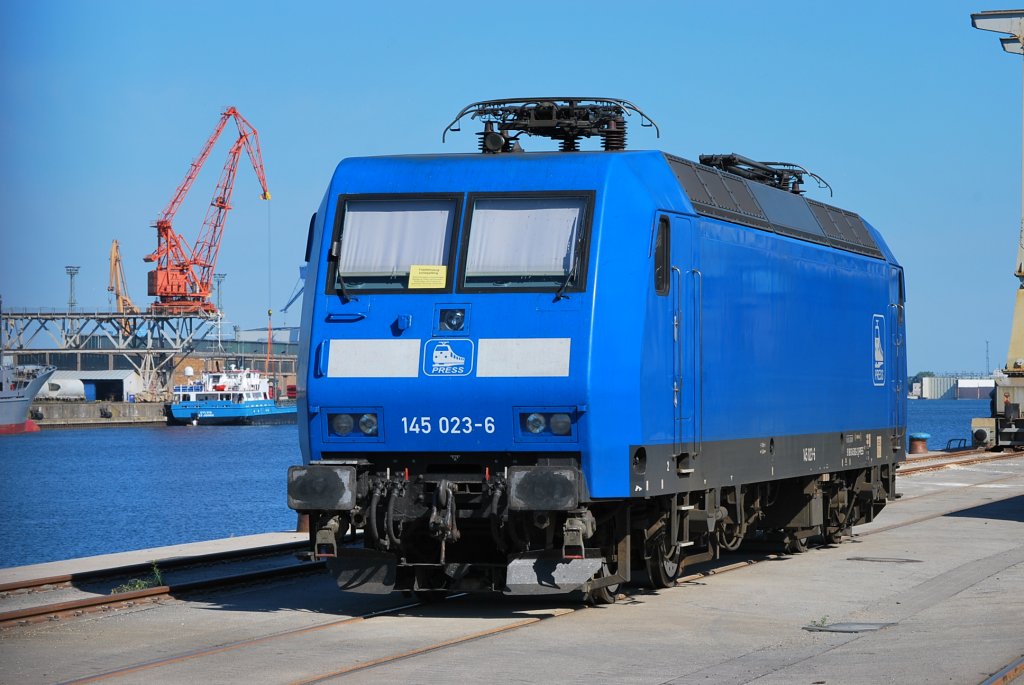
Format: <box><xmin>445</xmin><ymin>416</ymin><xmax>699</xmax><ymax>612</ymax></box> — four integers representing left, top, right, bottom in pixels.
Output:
<box><xmin>659</xmin><ymin>214</ymin><xmax>698</xmax><ymax>456</ymax></box>
<box><xmin>889</xmin><ymin>266</ymin><xmax>907</xmax><ymax>440</ymax></box>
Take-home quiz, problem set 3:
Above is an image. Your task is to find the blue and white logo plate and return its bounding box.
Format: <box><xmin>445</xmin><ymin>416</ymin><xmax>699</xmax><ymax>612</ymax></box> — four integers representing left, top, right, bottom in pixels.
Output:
<box><xmin>423</xmin><ymin>339</ymin><xmax>475</xmax><ymax>376</ymax></box>
<box><xmin>872</xmin><ymin>314</ymin><xmax>885</xmax><ymax>387</ymax></box>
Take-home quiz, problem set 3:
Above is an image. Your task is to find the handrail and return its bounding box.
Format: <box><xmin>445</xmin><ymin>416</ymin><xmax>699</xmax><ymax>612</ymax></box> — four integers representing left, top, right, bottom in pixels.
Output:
<box><xmin>0</xmin><ymin>308</ymin><xmax>217</xmax><ymax>321</ymax></box>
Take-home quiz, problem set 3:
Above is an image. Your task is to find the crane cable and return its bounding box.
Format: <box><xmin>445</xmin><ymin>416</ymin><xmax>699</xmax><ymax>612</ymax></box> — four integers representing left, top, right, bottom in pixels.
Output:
<box><xmin>265</xmin><ymin>201</ymin><xmax>274</xmax><ymax>386</ymax></box>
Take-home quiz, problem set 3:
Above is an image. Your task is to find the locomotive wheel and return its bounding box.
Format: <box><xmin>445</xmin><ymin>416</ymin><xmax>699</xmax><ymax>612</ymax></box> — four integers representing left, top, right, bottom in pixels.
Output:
<box><xmin>783</xmin><ymin>532</ymin><xmax>809</xmax><ymax>554</ymax></box>
<box><xmin>645</xmin><ymin>530</ymin><xmax>682</xmax><ymax>589</ymax></box>
<box><xmin>821</xmin><ymin>526</ymin><xmax>845</xmax><ymax>546</ymax></box>
<box><xmin>587</xmin><ymin>562</ymin><xmax>619</xmax><ymax>604</ymax></box>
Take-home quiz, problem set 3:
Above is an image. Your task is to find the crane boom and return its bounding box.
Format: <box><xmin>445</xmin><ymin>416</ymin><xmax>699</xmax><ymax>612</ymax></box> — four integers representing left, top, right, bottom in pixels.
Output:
<box><xmin>157</xmin><ymin>114</ymin><xmax>234</xmax><ymax>226</ymax></box>
<box><xmin>108</xmin><ymin>240</ymin><xmax>140</xmax><ymax>315</ymax></box>
<box><xmin>108</xmin><ymin>240</ymin><xmax>139</xmax><ymax>334</ymax></box>
<box><xmin>145</xmin><ymin>107</ymin><xmax>270</xmax><ymax>314</ymax></box>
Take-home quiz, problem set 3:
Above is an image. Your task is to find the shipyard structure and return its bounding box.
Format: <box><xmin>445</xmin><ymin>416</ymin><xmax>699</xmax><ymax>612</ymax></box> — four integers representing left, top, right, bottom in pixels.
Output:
<box><xmin>0</xmin><ymin>315</ymin><xmax>297</xmax><ymax>404</ymax></box>
<box><xmin>0</xmin><ymin>106</ymin><xmax>299</xmax><ymax>428</ymax></box>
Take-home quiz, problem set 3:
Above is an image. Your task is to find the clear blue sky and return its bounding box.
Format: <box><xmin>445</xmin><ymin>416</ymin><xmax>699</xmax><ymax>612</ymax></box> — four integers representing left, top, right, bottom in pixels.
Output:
<box><xmin>0</xmin><ymin>1</ymin><xmax>1018</xmax><ymax>374</ymax></box>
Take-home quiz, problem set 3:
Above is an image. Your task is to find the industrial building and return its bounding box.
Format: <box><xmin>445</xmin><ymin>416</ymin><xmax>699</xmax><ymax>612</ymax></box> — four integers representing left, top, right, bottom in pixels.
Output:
<box><xmin>36</xmin><ymin>370</ymin><xmax>145</xmax><ymax>402</ymax></box>
<box><xmin>957</xmin><ymin>378</ymin><xmax>996</xmax><ymax>400</ymax></box>
<box><xmin>913</xmin><ymin>376</ymin><xmax>995</xmax><ymax>400</ymax></box>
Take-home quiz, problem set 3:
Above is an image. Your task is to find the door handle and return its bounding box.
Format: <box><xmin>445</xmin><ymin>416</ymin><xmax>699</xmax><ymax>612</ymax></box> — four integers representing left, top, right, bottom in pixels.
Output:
<box><xmin>314</xmin><ymin>341</ymin><xmax>330</xmax><ymax>378</ymax></box>
<box><xmin>325</xmin><ymin>312</ymin><xmax>367</xmax><ymax>323</ymax></box>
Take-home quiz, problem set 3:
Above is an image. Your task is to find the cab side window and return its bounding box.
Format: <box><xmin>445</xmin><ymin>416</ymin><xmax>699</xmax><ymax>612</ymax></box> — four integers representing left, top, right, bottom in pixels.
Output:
<box><xmin>655</xmin><ymin>216</ymin><xmax>670</xmax><ymax>296</ymax></box>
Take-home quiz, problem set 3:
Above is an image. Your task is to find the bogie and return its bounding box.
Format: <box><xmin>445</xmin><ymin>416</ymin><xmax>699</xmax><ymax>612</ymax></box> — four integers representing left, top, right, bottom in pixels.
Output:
<box><xmin>301</xmin><ymin>467</ymin><xmax>887</xmax><ymax>598</ymax></box>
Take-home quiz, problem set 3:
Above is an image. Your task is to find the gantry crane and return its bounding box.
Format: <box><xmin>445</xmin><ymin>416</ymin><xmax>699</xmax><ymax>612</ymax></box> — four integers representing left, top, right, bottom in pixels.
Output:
<box><xmin>145</xmin><ymin>107</ymin><xmax>270</xmax><ymax>314</ymax></box>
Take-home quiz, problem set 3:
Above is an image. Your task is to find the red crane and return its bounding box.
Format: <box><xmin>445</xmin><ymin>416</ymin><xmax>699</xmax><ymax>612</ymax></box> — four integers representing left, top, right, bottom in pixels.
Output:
<box><xmin>145</xmin><ymin>106</ymin><xmax>270</xmax><ymax>314</ymax></box>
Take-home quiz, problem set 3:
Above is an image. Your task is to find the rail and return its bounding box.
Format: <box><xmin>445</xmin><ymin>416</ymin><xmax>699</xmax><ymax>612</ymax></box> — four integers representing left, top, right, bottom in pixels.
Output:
<box><xmin>899</xmin><ymin>448</ymin><xmax>1021</xmax><ymax>475</ymax></box>
<box><xmin>0</xmin><ymin>540</ymin><xmax>324</xmax><ymax>629</ymax></box>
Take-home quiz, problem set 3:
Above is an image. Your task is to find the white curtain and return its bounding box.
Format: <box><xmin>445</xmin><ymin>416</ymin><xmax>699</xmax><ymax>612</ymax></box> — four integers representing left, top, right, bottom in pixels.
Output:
<box><xmin>339</xmin><ymin>199</ymin><xmax>454</xmax><ymax>275</ymax></box>
<box><xmin>466</xmin><ymin>197</ymin><xmax>585</xmax><ymax>277</ymax></box>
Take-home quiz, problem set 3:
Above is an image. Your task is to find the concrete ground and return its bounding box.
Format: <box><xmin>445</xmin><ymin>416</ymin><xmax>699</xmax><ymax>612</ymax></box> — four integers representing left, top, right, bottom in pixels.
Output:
<box><xmin>1</xmin><ymin>456</ymin><xmax>1022</xmax><ymax>685</ymax></box>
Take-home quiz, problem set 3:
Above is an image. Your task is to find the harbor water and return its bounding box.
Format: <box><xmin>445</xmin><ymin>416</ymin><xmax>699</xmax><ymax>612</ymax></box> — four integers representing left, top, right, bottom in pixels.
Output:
<box><xmin>906</xmin><ymin>399</ymin><xmax>987</xmax><ymax>451</ymax></box>
<box><xmin>0</xmin><ymin>400</ymin><xmax>990</xmax><ymax>569</ymax></box>
<box><xmin>0</xmin><ymin>424</ymin><xmax>301</xmax><ymax>569</ymax></box>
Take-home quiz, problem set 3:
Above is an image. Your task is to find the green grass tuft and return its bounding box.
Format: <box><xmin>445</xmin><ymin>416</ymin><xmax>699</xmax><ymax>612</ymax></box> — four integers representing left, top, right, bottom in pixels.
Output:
<box><xmin>110</xmin><ymin>561</ymin><xmax>164</xmax><ymax>594</ymax></box>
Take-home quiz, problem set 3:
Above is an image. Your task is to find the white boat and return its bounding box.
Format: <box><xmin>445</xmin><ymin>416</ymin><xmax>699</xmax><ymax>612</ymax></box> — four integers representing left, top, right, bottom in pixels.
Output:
<box><xmin>0</xmin><ymin>362</ymin><xmax>56</xmax><ymax>434</ymax></box>
<box><xmin>168</xmin><ymin>366</ymin><xmax>296</xmax><ymax>426</ymax></box>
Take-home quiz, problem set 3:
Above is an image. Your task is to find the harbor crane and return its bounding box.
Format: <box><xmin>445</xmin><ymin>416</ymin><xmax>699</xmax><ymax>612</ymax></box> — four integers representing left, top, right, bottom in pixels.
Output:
<box><xmin>971</xmin><ymin>10</ymin><xmax>1024</xmax><ymax>449</ymax></box>
<box><xmin>108</xmin><ymin>240</ymin><xmax>140</xmax><ymax>333</ymax></box>
<box><xmin>145</xmin><ymin>107</ymin><xmax>270</xmax><ymax>315</ymax></box>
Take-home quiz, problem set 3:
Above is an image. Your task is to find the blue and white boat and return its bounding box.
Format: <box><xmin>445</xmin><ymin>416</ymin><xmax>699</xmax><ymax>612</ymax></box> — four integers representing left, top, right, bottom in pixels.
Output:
<box><xmin>168</xmin><ymin>367</ymin><xmax>296</xmax><ymax>426</ymax></box>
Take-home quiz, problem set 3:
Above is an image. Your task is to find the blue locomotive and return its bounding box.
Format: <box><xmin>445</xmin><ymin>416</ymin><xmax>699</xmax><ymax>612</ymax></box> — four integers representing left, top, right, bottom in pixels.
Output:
<box><xmin>287</xmin><ymin>98</ymin><xmax>907</xmax><ymax>602</ymax></box>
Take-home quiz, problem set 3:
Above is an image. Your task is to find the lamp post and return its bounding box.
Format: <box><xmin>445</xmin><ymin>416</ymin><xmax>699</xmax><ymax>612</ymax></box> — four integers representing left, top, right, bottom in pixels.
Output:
<box><xmin>972</xmin><ymin>10</ymin><xmax>1024</xmax><ymax>373</ymax></box>
<box><xmin>64</xmin><ymin>265</ymin><xmax>80</xmax><ymax>339</ymax></box>
<box><xmin>64</xmin><ymin>266</ymin><xmax>80</xmax><ymax>313</ymax></box>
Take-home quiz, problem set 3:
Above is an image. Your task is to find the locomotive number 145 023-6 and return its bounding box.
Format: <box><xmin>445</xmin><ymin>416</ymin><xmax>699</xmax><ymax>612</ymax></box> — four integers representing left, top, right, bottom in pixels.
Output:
<box><xmin>401</xmin><ymin>416</ymin><xmax>496</xmax><ymax>435</ymax></box>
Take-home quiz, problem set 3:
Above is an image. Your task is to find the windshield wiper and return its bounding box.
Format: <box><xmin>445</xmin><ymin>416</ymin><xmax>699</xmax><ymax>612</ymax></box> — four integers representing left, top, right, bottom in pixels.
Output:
<box><xmin>555</xmin><ymin>235</ymin><xmax>585</xmax><ymax>301</ymax></box>
<box><xmin>337</xmin><ymin>273</ymin><xmax>352</xmax><ymax>303</ymax></box>
<box><xmin>331</xmin><ymin>239</ymin><xmax>354</xmax><ymax>303</ymax></box>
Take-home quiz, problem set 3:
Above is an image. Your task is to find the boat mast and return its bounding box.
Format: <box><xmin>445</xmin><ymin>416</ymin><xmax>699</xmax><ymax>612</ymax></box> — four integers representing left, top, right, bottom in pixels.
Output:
<box><xmin>1</xmin><ymin>294</ymin><xmax>6</xmax><ymax>362</ymax></box>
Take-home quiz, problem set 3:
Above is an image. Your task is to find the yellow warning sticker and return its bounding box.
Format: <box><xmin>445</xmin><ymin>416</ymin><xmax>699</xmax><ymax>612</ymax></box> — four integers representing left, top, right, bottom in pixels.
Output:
<box><xmin>408</xmin><ymin>265</ymin><xmax>446</xmax><ymax>289</ymax></box>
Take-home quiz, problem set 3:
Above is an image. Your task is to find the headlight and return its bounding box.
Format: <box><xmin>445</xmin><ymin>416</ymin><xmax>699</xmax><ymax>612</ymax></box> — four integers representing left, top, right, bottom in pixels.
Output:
<box><xmin>524</xmin><ymin>413</ymin><xmax>546</xmax><ymax>434</ymax></box>
<box><xmin>549</xmin><ymin>413</ymin><xmax>571</xmax><ymax>435</ymax></box>
<box><xmin>358</xmin><ymin>413</ymin><xmax>378</xmax><ymax>435</ymax></box>
<box><xmin>330</xmin><ymin>413</ymin><xmax>354</xmax><ymax>436</ymax></box>
<box><xmin>440</xmin><ymin>308</ymin><xmax>465</xmax><ymax>331</ymax></box>
<box><xmin>516</xmin><ymin>409</ymin><xmax>577</xmax><ymax>440</ymax></box>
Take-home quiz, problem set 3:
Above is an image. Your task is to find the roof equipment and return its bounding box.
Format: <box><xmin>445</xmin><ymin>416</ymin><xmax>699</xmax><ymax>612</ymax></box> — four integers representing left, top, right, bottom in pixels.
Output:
<box><xmin>443</xmin><ymin>97</ymin><xmax>658</xmax><ymax>153</ymax></box>
<box><xmin>698</xmin><ymin>153</ymin><xmax>831</xmax><ymax>196</ymax></box>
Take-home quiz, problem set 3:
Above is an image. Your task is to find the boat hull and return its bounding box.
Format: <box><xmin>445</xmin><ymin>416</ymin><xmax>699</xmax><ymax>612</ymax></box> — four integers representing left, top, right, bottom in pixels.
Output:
<box><xmin>0</xmin><ymin>418</ymin><xmax>42</xmax><ymax>435</ymax></box>
<box><xmin>167</xmin><ymin>402</ymin><xmax>297</xmax><ymax>426</ymax></box>
<box><xmin>0</xmin><ymin>365</ymin><xmax>55</xmax><ymax>436</ymax></box>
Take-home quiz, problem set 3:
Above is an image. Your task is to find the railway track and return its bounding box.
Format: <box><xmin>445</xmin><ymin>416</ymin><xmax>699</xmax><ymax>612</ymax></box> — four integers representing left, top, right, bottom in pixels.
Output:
<box><xmin>899</xmin><ymin>448</ymin><xmax>1022</xmax><ymax>475</ymax></box>
<box><xmin>5</xmin><ymin>453</ymin><xmax>1021</xmax><ymax>682</ymax></box>
<box><xmin>0</xmin><ymin>541</ymin><xmax>325</xmax><ymax>630</ymax></box>
<box><xmin>45</xmin><ymin>465</ymin><xmax>1024</xmax><ymax>685</ymax></box>
<box><xmin>3</xmin><ymin>450</ymin><xmax>1017</xmax><ymax>636</ymax></box>
<box><xmin>0</xmin><ymin>540</ymin><xmax>310</xmax><ymax>596</ymax></box>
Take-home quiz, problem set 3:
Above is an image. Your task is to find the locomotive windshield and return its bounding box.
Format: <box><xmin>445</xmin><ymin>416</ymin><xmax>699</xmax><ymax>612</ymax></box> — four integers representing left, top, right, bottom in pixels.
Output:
<box><xmin>462</xmin><ymin>195</ymin><xmax>590</xmax><ymax>291</ymax></box>
<box><xmin>332</xmin><ymin>196</ymin><xmax>458</xmax><ymax>291</ymax></box>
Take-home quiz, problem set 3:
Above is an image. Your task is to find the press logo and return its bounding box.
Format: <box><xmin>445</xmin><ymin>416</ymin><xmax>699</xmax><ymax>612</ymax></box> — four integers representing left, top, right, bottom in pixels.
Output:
<box><xmin>423</xmin><ymin>339</ymin><xmax>474</xmax><ymax>376</ymax></box>
<box><xmin>872</xmin><ymin>314</ymin><xmax>885</xmax><ymax>387</ymax></box>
